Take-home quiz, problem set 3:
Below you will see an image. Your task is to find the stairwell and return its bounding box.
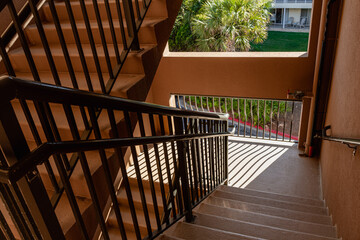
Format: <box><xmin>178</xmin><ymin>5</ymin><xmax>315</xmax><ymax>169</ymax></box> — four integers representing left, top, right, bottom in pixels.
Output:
<box><xmin>0</xmin><ymin>0</ymin><xmax>182</xmax><ymax>239</ymax></box>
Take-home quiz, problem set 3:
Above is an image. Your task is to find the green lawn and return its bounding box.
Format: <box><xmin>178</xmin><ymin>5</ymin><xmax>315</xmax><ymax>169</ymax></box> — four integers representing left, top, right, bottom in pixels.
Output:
<box><xmin>250</xmin><ymin>31</ymin><xmax>309</xmax><ymax>52</ymax></box>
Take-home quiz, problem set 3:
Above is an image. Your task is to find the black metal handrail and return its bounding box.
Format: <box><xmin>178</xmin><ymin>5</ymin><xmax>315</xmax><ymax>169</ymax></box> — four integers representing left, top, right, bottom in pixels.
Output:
<box><xmin>0</xmin><ymin>77</ymin><xmax>230</xmax><ymax>240</ymax></box>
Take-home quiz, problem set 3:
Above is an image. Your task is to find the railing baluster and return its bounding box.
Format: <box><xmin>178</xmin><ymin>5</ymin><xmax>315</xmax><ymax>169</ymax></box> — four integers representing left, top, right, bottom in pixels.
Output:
<box><xmin>148</xmin><ymin>114</ymin><xmax>169</xmax><ymax>221</ymax></box>
<box><xmin>189</xmin><ymin>119</ymin><xmax>199</xmax><ymax>202</ymax></box>
<box><xmin>159</xmin><ymin>115</ymin><xmax>177</xmax><ymax>222</ymax></box>
<box><xmin>194</xmin><ymin>119</ymin><xmax>203</xmax><ymax>199</ymax></box>
<box><xmin>289</xmin><ymin>101</ymin><xmax>295</xmax><ymax>142</ymax></box>
<box><xmin>270</xmin><ymin>100</ymin><xmax>273</xmax><ymax>140</ymax></box>
<box><xmin>79</xmin><ymin>0</ymin><xmax>106</xmax><ymax>93</ymax></box>
<box><xmin>212</xmin><ymin>97</ymin><xmax>215</xmax><ymax>112</ymax></box>
<box><xmin>123</xmin><ymin>111</ymin><xmax>152</xmax><ymax>236</ymax></box>
<box><xmin>276</xmin><ymin>101</ymin><xmax>280</xmax><ymax>140</ymax></box>
<box><xmin>137</xmin><ymin>113</ymin><xmax>162</xmax><ymax>230</ymax></box>
<box><xmin>104</xmin><ymin>0</ymin><xmax>121</xmax><ymax>64</ymax></box>
<box><xmin>250</xmin><ymin>100</ymin><xmax>253</xmax><ymax>137</ymax></box>
<box><xmin>244</xmin><ymin>99</ymin><xmax>247</xmax><ymax>137</ymax></box>
<box><xmin>263</xmin><ymin>100</ymin><xmax>266</xmax><ymax>139</ymax></box>
<box><xmin>237</xmin><ymin>98</ymin><xmax>240</xmax><ymax>136</ymax></box>
<box><xmin>256</xmin><ymin>99</ymin><xmax>259</xmax><ymax>138</ymax></box>
<box><xmin>123</xmin><ymin>0</ymin><xmax>141</xmax><ymax>50</ymax></box>
<box><xmin>231</xmin><ymin>98</ymin><xmax>234</xmax><ymax>127</ymax></box>
<box><xmin>91</xmin><ymin>0</ymin><xmax>114</xmax><ymax>79</ymax></box>
<box><xmin>0</xmin><ymin>38</ymin><xmax>15</xmax><ymax>76</ymax></box>
<box><xmin>283</xmin><ymin>101</ymin><xmax>288</xmax><ymax>141</ymax></box>
<box><xmin>115</xmin><ymin>0</ymin><xmax>128</xmax><ymax>50</ymax></box>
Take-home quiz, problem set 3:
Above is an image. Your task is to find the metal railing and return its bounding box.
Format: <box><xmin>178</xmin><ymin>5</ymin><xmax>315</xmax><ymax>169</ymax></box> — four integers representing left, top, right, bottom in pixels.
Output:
<box><xmin>274</xmin><ymin>0</ymin><xmax>313</xmax><ymax>3</ymax></box>
<box><xmin>0</xmin><ymin>0</ymin><xmax>149</xmax><ymax>91</ymax></box>
<box><xmin>0</xmin><ymin>77</ymin><xmax>230</xmax><ymax>239</ymax></box>
<box><xmin>173</xmin><ymin>94</ymin><xmax>302</xmax><ymax>142</ymax></box>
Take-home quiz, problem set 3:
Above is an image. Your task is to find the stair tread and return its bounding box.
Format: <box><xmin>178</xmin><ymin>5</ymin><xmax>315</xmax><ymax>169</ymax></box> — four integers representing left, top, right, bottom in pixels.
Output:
<box><xmin>196</xmin><ymin>203</ymin><xmax>337</xmax><ymax>238</ymax></box>
<box><xmin>15</xmin><ymin>72</ymin><xmax>145</xmax><ymax>98</ymax></box>
<box><xmin>212</xmin><ymin>189</ymin><xmax>328</xmax><ymax>215</ymax></box>
<box><xmin>193</xmin><ymin>211</ymin><xmax>338</xmax><ymax>240</ymax></box>
<box><xmin>108</xmin><ymin>226</ymin><xmax>138</xmax><ymax>240</ymax></box>
<box><xmin>158</xmin><ymin>234</ymin><xmax>184</xmax><ymax>240</ymax></box>
<box><xmin>219</xmin><ymin>185</ymin><xmax>325</xmax><ymax>207</ymax></box>
<box><xmin>166</xmin><ymin>221</ymin><xmax>263</xmax><ymax>240</ymax></box>
<box><xmin>205</xmin><ymin>195</ymin><xmax>333</xmax><ymax>225</ymax></box>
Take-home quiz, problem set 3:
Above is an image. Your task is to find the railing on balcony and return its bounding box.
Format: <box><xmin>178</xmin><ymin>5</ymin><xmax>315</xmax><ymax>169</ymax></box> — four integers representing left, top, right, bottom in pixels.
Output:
<box><xmin>172</xmin><ymin>94</ymin><xmax>302</xmax><ymax>142</ymax></box>
<box><xmin>274</xmin><ymin>0</ymin><xmax>313</xmax><ymax>3</ymax></box>
<box><xmin>0</xmin><ymin>77</ymin><xmax>230</xmax><ymax>239</ymax></box>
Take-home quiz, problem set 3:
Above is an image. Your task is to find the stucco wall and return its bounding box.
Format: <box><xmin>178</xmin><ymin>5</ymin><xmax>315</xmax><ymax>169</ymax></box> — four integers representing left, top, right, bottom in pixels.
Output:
<box><xmin>319</xmin><ymin>0</ymin><xmax>360</xmax><ymax>239</ymax></box>
<box><xmin>147</xmin><ymin>0</ymin><xmax>323</xmax><ymax>107</ymax></box>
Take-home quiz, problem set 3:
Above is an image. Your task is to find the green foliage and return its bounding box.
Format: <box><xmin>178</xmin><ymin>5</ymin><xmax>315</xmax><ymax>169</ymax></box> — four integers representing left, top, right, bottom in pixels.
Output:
<box><xmin>169</xmin><ymin>0</ymin><xmax>272</xmax><ymax>52</ymax></box>
<box><xmin>187</xmin><ymin>97</ymin><xmax>291</xmax><ymax>126</ymax></box>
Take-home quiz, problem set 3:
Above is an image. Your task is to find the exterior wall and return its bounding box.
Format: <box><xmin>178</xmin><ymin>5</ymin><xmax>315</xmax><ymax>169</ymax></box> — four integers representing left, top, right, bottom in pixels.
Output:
<box><xmin>319</xmin><ymin>0</ymin><xmax>360</xmax><ymax>239</ymax></box>
<box><xmin>289</xmin><ymin>8</ymin><xmax>301</xmax><ymax>22</ymax></box>
<box><xmin>147</xmin><ymin>0</ymin><xmax>323</xmax><ymax>105</ymax></box>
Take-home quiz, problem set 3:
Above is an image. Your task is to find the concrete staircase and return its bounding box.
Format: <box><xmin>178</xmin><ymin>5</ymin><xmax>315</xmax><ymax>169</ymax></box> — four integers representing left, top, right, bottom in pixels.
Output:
<box><xmin>1</xmin><ymin>0</ymin><xmax>182</xmax><ymax>239</ymax></box>
<box><xmin>159</xmin><ymin>185</ymin><xmax>339</xmax><ymax>240</ymax></box>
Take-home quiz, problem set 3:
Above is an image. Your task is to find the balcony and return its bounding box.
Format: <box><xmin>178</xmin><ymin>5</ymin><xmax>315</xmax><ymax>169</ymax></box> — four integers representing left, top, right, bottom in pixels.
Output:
<box><xmin>272</xmin><ymin>0</ymin><xmax>313</xmax><ymax>9</ymax></box>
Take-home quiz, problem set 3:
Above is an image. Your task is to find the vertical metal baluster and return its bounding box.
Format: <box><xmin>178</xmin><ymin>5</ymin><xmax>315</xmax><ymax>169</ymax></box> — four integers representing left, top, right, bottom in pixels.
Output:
<box><xmin>174</xmin><ymin>117</ymin><xmax>193</xmax><ymax>223</ymax></box>
<box><xmin>63</xmin><ymin>106</ymin><xmax>110</xmax><ymax>240</ymax></box>
<box><xmin>91</xmin><ymin>0</ymin><xmax>114</xmax><ymax>79</ymax></box>
<box><xmin>0</xmin><ymin>208</ymin><xmax>16</xmax><ymax>240</ymax></box>
<box><xmin>123</xmin><ymin>0</ymin><xmax>140</xmax><ymax>50</ymax></box>
<box><xmin>270</xmin><ymin>101</ymin><xmax>273</xmax><ymax>140</ymax></box>
<box><xmin>243</xmin><ymin>99</ymin><xmax>247</xmax><ymax>137</ymax></box>
<box><xmin>231</xmin><ymin>98</ymin><xmax>234</xmax><ymax>127</ymax></box>
<box><xmin>237</xmin><ymin>99</ymin><xmax>240</xmax><ymax>136</ymax></box>
<box><xmin>19</xmin><ymin>100</ymin><xmax>60</xmax><ymax>192</ymax></box>
<box><xmin>148</xmin><ymin>114</ymin><xmax>169</xmax><ymax>220</ymax></box>
<box><xmin>218</xmin><ymin>98</ymin><xmax>221</xmax><ymax>113</ymax></box>
<box><xmin>159</xmin><ymin>115</ymin><xmax>177</xmax><ymax>220</ymax></box>
<box><xmin>200</xmin><ymin>97</ymin><xmax>204</xmax><ymax>112</ymax></box>
<box><xmin>283</xmin><ymin>101</ymin><xmax>288</xmax><ymax>141</ymax></box>
<box><xmin>182</xmin><ymin>95</ymin><xmax>186</xmax><ymax>110</ymax></box>
<box><xmin>8</xmin><ymin>1</ymin><xmax>40</xmax><ymax>82</ymax></box>
<box><xmin>123</xmin><ymin>111</ymin><xmax>153</xmax><ymax>235</ymax></box>
<box><xmin>202</xmin><ymin>120</ymin><xmax>210</xmax><ymax>194</ymax></box>
<box><xmin>225</xmin><ymin>98</ymin><xmax>228</xmax><ymax>117</ymax></box>
<box><xmin>89</xmin><ymin>108</ymin><xmax>137</xmax><ymax>239</ymax></box>
<box><xmin>0</xmin><ymin>38</ymin><xmax>15</xmax><ymax>76</ymax></box>
<box><xmin>256</xmin><ymin>99</ymin><xmax>259</xmax><ymax>138</ymax></box>
<box><xmin>188</xmin><ymin>96</ymin><xmax>192</xmax><ymax>111</ymax></box>
<box><xmin>194</xmin><ymin>120</ymin><xmax>203</xmax><ymax>199</ymax></box>
<box><xmin>134</xmin><ymin>0</ymin><xmax>141</xmax><ymax>21</ymax></box>
<box><xmin>167</xmin><ymin>115</ymin><xmax>183</xmax><ymax>215</ymax></box>
<box><xmin>189</xmin><ymin>119</ymin><xmax>199</xmax><ymax>202</ymax></box>
<box><xmin>115</xmin><ymin>0</ymin><xmax>128</xmax><ymax>50</ymax></box>
<box><xmin>215</xmin><ymin>121</ymin><xmax>221</xmax><ymax>185</ymax></box>
<box><xmin>104</xmin><ymin>0</ymin><xmax>121</xmax><ymax>64</ymax></box>
<box><xmin>250</xmin><ymin>100</ymin><xmax>253</xmax><ymax>138</ymax></box>
<box><xmin>137</xmin><ymin>113</ymin><xmax>162</xmax><ymax>229</ymax></box>
<box><xmin>209</xmin><ymin>121</ymin><xmax>215</xmax><ymax>190</ymax></box>
<box><xmin>263</xmin><ymin>100</ymin><xmax>266</xmax><ymax>139</ymax></box>
<box><xmin>206</xmin><ymin>97</ymin><xmax>209</xmax><ymax>112</ymax></box>
<box><xmin>289</xmin><ymin>101</ymin><xmax>295</xmax><ymax>142</ymax></box>
<box><xmin>276</xmin><ymin>101</ymin><xmax>280</xmax><ymax>140</ymax></box>
<box><xmin>79</xmin><ymin>0</ymin><xmax>106</xmax><ymax>93</ymax></box>
<box><xmin>195</xmin><ymin>96</ymin><xmax>198</xmax><ymax>111</ymax></box>
<box><xmin>63</xmin><ymin>0</ymin><xmax>94</xmax><ymax>91</ymax></box>
<box><xmin>212</xmin><ymin>97</ymin><xmax>215</xmax><ymax>112</ymax></box>
<box><xmin>185</xmin><ymin>140</ymin><xmax>195</xmax><ymax>204</ymax></box>
<box><xmin>198</xmin><ymin>120</ymin><xmax>207</xmax><ymax>197</ymax></box>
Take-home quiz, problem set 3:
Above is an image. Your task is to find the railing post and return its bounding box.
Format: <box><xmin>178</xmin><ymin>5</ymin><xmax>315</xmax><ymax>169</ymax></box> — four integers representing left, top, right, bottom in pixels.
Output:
<box><xmin>0</xmin><ymin>101</ymin><xmax>65</xmax><ymax>239</ymax></box>
<box><xmin>174</xmin><ymin>117</ymin><xmax>194</xmax><ymax>223</ymax></box>
<box><xmin>224</xmin><ymin>120</ymin><xmax>229</xmax><ymax>185</ymax></box>
<box><xmin>122</xmin><ymin>0</ymin><xmax>141</xmax><ymax>51</ymax></box>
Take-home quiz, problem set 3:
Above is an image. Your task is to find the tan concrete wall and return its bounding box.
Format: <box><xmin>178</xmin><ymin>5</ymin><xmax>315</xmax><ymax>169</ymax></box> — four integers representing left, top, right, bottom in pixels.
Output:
<box><xmin>147</xmin><ymin>0</ymin><xmax>324</xmax><ymax>107</ymax></box>
<box><xmin>319</xmin><ymin>0</ymin><xmax>360</xmax><ymax>239</ymax></box>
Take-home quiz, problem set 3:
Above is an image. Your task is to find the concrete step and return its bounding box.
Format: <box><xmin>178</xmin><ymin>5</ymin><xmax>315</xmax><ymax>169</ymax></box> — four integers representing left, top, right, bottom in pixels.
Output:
<box><xmin>157</xmin><ymin>234</ymin><xmax>184</xmax><ymax>240</ymax></box>
<box><xmin>219</xmin><ymin>185</ymin><xmax>325</xmax><ymax>207</ymax></box>
<box><xmin>205</xmin><ymin>196</ymin><xmax>333</xmax><ymax>225</ymax></box>
<box><xmin>212</xmin><ymin>189</ymin><xmax>328</xmax><ymax>215</ymax></box>
<box><xmin>25</xmin><ymin>18</ymin><xmax>166</xmax><ymax>45</ymax></box>
<box><xmin>41</xmin><ymin>0</ymin><xmax>168</xmax><ymax>23</ymax></box>
<box><xmin>196</xmin><ymin>203</ymin><xmax>337</xmax><ymax>238</ymax></box>
<box><xmin>8</xmin><ymin>44</ymin><xmax>157</xmax><ymax>74</ymax></box>
<box><xmin>165</xmin><ymin>221</ymin><xmax>262</xmax><ymax>240</ymax></box>
<box><xmin>107</xmin><ymin>226</ymin><xmax>138</xmax><ymax>240</ymax></box>
<box><xmin>193</xmin><ymin>212</ymin><xmax>338</xmax><ymax>240</ymax></box>
<box><xmin>15</xmin><ymin>72</ymin><xmax>146</xmax><ymax>99</ymax></box>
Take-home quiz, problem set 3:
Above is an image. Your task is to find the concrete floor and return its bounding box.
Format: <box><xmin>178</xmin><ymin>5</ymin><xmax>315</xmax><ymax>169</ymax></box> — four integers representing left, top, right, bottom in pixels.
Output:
<box><xmin>227</xmin><ymin>137</ymin><xmax>322</xmax><ymax>199</ymax></box>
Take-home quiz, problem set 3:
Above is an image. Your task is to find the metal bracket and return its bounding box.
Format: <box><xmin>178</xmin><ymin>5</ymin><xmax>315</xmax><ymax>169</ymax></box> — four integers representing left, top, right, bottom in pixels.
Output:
<box><xmin>345</xmin><ymin>144</ymin><xmax>357</xmax><ymax>156</ymax></box>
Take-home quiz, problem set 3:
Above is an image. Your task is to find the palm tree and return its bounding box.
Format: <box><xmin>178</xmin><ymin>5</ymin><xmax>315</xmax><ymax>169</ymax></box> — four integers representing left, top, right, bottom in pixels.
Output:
<box><xmin>192</xmin><ymin>0</ymin><xmax>272</xmax><ymax>52</ymax></box>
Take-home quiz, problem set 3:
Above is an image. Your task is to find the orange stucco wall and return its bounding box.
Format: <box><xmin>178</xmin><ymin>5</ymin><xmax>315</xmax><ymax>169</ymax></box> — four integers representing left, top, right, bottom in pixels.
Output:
<box><xmin>147</xmin><ymin>0</ymin><xmax>324</xmax><ymax>107</ymax></box>
<box><xmin>319</xmin><ymin>0</ymin><xmax>360</xmax><ymax>239</ymax></box>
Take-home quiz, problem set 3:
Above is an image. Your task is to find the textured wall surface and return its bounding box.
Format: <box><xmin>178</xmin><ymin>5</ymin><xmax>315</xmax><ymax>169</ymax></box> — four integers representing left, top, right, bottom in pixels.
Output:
<box><xmin>319</xmin><ymin>0</ymin><xmax>360</xmax><ymax>239</ymax></box>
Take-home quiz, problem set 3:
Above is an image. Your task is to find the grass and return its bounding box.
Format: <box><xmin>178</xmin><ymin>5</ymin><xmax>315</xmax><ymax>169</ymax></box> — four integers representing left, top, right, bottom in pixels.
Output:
<box><xmin>250</xmin><ymin>31</ymin><xmax>309</xmax><ymax>52</ymax></box>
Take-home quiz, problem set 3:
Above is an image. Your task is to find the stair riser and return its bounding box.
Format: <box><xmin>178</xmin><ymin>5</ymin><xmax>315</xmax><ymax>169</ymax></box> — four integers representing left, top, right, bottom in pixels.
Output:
<box><xmin>213</xmin><ymin>191</ymin><xmax>328</xmax><ymax>215</ymax></box>
<box><xmin>41</xmin><ymin>0</ymin><xmax>167</xmax><ymax>23</ymax></box>
<box><xmin>205</xmin><ymin>197</ymin><xmax>332</xmax><ymax>225</ymax></box>
<box><xmin>26</xmin><ymin>24</ymin><xmax>157</xmax><ymax>45</ymax></box>
<box><xmin>196</xmin><ymin>204</ymin><xmax>337</xmax><ymax>238</ymax></box>
<box><xmin>9</xmin><ymin>52</ymin><xmax>144</xmax><ymax>74</ymax></box>
<box><xmin>219</xmin><ymin>185</ymin><xmax>325</xmax><ymax>207</ymax></box>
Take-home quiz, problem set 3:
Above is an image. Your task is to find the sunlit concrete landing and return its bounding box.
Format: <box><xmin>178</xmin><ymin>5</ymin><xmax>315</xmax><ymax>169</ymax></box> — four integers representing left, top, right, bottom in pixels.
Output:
<box><xmin>227</xmin><ymin>136</ymin><xmax>322</xmax><ymax>199</ymax></box>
